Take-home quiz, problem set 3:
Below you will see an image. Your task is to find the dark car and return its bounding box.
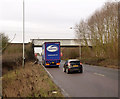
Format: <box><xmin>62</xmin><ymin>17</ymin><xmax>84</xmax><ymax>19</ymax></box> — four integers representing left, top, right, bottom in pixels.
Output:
<box><xmin>63</xmin><ymin>59</ymin><xmax>83</xmax><ymax>74</ymax></box>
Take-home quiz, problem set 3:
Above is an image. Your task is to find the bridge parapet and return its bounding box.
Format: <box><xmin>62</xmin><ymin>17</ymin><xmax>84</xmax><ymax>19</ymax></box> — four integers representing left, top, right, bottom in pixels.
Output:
<box><xmin>30</xmin><ymin>39</ymin><xmax>92</xmax><ymax>47</ymax></box>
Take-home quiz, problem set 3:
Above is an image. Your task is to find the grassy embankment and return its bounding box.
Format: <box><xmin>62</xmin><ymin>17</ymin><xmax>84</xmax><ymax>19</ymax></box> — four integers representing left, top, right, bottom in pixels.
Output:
<box><xmin>3</xmin><ymin>62</ymin><xmax>63</xmax><ymax>97</ymax></box>
<box><xmin>80</xmin><ymin>58</ymin><xmax>118</xmax><ymax>69</ymax></box>
<box><xmin>61</xmin><ymin>47</ymin><xmax>119</xmax><ymax>69</ymax></box>
<box><xmin>2</xmin><ymin>43</ymin><xmax>63</xmax><ymax>97</ymax></box>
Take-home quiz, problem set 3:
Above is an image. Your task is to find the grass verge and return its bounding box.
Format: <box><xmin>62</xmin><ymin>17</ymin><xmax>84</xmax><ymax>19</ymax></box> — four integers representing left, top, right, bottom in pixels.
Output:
<box><xmin>80</xmin><ymin>58</ymin><xmax>119</xmax><ymax>69</ymax></box>
<box><xmin>2</xmin><ymin>62</ymin><xmax>64</xmax><ymax>97</ymax></box>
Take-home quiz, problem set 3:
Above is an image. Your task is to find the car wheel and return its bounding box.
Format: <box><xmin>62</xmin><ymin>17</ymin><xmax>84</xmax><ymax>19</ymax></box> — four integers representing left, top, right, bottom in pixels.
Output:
<box><xmin>78</xmin><ymin>69</ymin><xmax>83</xmax><ymax>73</ymax></box>
<box><xmin>66</xmin><ymin>68</ymin><xmax>70</xmax><ymax>74</ymax></box>
<box><xmin>63</xmin><ymin>68</ymin><xmax>66</xmax><ymax>72</ymax></box>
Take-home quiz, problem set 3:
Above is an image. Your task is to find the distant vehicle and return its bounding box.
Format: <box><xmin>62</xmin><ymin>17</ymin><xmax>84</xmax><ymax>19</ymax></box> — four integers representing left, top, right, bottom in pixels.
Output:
<box><xmin>63</xmin><ymin>59</ymin><xmax>83</xmax><ymax>74</ymax></box>
<box><xmin>42</xmin><ymin>42</ymin><xmax>61</xmax><ymax>67</ymax></box>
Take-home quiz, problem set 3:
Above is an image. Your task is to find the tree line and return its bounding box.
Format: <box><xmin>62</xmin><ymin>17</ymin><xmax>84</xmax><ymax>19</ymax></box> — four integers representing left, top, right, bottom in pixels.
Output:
<box><xmin>75</xmin><ymin>2</ymin><xmax>118</xmax><ymax>60</ymax></box>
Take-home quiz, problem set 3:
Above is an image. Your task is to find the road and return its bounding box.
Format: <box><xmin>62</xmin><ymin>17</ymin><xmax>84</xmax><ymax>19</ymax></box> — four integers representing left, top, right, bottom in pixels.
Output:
<box><xmin>38</xmin><ymin>57</ymin><xmax>118</xmax><ymax>97</ymax></box>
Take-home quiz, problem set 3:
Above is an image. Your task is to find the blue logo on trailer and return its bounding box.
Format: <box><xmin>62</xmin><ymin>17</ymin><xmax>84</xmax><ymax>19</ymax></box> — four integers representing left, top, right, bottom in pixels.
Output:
<box><xmin>46</xmin><ymin>43</ymin><xmax>60</xmax><ymax>60</ymax></box>
<box><xmin>47</xmin><ymin>45</ymin><xmax>58</xmax><ymax>52</ymax></box>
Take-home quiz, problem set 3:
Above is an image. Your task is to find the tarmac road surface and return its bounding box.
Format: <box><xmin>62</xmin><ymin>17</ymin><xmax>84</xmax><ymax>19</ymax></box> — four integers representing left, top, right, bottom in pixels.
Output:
<box><xmin>38</xmin><ymin>57</ymin><xmax>118</xmax><ymax>97</ymax></box>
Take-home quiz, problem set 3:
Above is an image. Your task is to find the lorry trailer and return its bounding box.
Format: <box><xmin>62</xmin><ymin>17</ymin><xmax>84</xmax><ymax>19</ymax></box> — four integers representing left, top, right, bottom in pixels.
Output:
<box><xmin>42</xmin><ymin>42</ymin><xmax>61</xmax><ymax>67</ymax></box>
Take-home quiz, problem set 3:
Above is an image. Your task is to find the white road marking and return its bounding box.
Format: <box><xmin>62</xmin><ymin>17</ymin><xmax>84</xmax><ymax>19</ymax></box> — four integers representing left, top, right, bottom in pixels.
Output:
<box><xmin>41</xmin><ymin>64</ymin><xmax>53</xmax><ymax>79</ymax></box>
<box><xmin>61</xmin><ymin>88</ymin><xmax>70</xmax><ymax>97</ymax></box>
<box><xmin>94</xmin><ymin>73</ymin><xmax>105</xmax><ymax>77</ymax></box>
<box><xmin>41</xmin><ymin>64</ymin><xmax>70</xmax><ymax>97</ymax></box>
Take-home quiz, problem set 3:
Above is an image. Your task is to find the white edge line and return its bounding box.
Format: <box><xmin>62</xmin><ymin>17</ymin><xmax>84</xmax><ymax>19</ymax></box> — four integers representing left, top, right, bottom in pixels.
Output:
<box><xmin>41</xmin><ymin>64</ymin><xmax>70</xmax><ymax>97</ymax></box>
<box><xmin>41</xmin><ymin>64</ymin><xmax>53</xmax><ymax>79</ymax></box>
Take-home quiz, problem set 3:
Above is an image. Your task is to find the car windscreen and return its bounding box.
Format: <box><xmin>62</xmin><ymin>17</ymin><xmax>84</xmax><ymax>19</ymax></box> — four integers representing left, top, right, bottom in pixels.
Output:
<box><xmin>70</xmin><ymin>61</ymin><xmax>80</xmax><ymax>65</ymax></box>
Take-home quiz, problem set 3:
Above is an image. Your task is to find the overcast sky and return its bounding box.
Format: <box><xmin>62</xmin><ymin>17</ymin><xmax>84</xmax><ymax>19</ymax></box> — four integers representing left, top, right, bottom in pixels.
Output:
<box><xmin>0</xmin><ymin>0</ymin><xmax>110</xmax><ymax>43</ymax></box>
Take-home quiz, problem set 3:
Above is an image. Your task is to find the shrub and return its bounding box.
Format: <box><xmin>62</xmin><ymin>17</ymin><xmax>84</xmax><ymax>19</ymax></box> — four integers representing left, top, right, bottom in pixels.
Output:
<box><xmin>25</xmin><ymin>43</ymin><xmax>35</xmax><ymax>61</ymax></box>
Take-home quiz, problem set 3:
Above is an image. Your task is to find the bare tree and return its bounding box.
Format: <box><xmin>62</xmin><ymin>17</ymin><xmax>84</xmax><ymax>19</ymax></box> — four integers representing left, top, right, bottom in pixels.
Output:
<box><xmin>75</xmin><ymin>2</ymin><xmax>118</xmax><ymax>59</ymax></box>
